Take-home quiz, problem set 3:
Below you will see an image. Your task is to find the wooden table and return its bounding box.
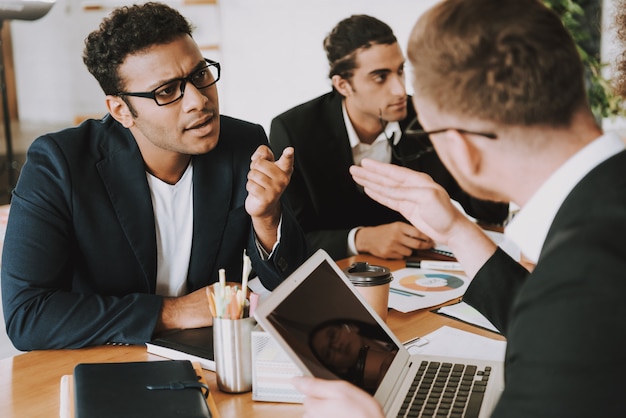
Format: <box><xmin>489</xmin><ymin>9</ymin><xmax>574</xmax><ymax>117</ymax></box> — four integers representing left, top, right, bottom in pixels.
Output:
<box><xmin>0</xmin><ymin>255</ymin><xmax>504</xmax><ymax>418</ymax></box>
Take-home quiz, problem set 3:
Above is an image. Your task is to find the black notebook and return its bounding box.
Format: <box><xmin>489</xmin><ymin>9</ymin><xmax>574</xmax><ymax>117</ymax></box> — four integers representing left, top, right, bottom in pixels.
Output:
<box><xmin>73</xmin><ymin>360</ymin><xmax>212</xmax><ymax>418</ymax></box>
<box><xmin>146</xmin><ymin>326</ymin><xmax>215</xmax><ymax>371</ymax></box>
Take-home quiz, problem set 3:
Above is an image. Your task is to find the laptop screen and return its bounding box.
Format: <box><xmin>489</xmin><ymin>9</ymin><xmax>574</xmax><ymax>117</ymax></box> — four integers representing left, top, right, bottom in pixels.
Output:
<box><xmin>264</xmin><ymin>259</ymin><xmax>400</xmax><ymax>395</ymax></box>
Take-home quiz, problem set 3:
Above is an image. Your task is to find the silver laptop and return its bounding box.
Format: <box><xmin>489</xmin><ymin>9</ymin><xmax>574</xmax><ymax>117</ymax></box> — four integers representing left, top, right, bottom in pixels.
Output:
<box><xmin>254</xmin><ymin>249</ymin><xmax>504</xmax><ymax>418</ymax></box>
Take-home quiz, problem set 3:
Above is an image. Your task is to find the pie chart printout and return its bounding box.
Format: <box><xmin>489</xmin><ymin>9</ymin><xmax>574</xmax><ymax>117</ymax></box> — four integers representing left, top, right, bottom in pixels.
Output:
<box><xmin>399</xmin><ymin>272</ymin><xmax>465</xmax><ymax>292</ymax></box>
<box><xmin>389</xmin><ymin>268</ymin><xmax>470</xmax><ymax>312</ymax></box>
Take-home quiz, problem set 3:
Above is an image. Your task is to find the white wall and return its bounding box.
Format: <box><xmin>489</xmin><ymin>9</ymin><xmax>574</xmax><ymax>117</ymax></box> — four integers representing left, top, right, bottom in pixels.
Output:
<box><xmin>9</xmin><ymin>0</ymin><xmax>438</xmax><ymax>133</ymax></box>
<box><xmin>217</xmin><ymin>0</ymin><xmax>437</xmax><ymax>132</ymax></box>
<box><xmin>10</xmin><ymin>0</ymin><xmax>626</xmax><ymax>134</ymax></box>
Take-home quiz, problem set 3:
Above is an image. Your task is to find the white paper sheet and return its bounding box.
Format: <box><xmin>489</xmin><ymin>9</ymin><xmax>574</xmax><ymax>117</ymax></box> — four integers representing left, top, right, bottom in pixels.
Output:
<box><xmin>405</xmin><ymin>326</ymin><xmax>506</xmax><ymax>363</ymax></box>
<box><xmin>435</xmin><ymin>301</ymin><xmax>500</xmax><ymax>333</ymax></box>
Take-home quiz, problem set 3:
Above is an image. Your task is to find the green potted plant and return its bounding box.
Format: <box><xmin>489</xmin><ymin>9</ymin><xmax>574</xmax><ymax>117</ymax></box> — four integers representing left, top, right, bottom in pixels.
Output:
<box><xmin>544</xmin><ymin>0</ymin><xmax>625</xmax><ymax>119</ymax></box>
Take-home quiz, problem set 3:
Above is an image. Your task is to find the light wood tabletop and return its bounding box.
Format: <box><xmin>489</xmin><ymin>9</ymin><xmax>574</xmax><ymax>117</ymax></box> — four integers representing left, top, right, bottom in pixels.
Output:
<box><xmin>0</xmin><ymin>255</ymin><xmax>504</xmax><ymax>418</ymax></box>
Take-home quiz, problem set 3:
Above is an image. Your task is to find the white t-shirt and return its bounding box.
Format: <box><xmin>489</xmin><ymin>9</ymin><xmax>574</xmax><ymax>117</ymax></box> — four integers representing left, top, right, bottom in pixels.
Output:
<box><xmin>146</xmin><ymin>162</ymin><xmax>194</xmax><ymax>297</ymax></box>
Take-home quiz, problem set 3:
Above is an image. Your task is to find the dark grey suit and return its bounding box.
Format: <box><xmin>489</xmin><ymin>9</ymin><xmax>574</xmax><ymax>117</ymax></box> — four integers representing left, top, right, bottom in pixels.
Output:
<box><xmin>465</xmin><ymin>149</ymin><xmax>626</xmax><ymax>417</ymax></box>
<box><xmin>1</xmin><ymin>114</ymin><xmax>308</xmax><ymax>350</ymax></box>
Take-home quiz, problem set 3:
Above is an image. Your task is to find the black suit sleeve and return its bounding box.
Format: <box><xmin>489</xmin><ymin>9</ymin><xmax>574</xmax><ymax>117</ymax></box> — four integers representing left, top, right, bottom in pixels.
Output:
<box><xmin>1</xmin><ymin>136</ymin><xmax>163</xmax><ymax>350</ymax></box>
<box><xmin>468</xmin><ymin>220</ymin><xmax>626</xmax><ymax>417</ymax></box>
<box><xmin>270</xmin><ymin>116</ymin><xmax>351</xmax><ymax>259</ymax></box>
<box><xmin>463</xmin><ymin>248</ymin><xmax>530</xmax><ymax>334</ymax></box>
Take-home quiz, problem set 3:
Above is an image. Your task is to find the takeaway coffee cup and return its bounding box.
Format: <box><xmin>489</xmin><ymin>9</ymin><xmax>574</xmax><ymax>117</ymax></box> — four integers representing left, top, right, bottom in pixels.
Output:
<box><xmin>343</xmin><ymin>262</ymin><xmax>392</xmax><ymax>321</ymax></box>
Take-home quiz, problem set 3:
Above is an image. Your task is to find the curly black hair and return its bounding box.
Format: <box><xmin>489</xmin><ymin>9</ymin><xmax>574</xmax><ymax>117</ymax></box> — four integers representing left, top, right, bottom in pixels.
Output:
<box><xmin>323</xmin><ymin>15</ymin><xmax>397</xmax><ymax>80</ymax></box>
<box><xmin>83</xmin><ymin>2</ymin><xmax>195</xmax><ymax>95</ymax></box>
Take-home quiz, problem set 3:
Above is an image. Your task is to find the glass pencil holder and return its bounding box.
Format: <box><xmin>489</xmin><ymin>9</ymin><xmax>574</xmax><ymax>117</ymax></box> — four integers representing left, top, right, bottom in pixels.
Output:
<box><xmin>213</xmin><ymin>316</ymin><xmax>256</xmax><ymax>393</ymax></box>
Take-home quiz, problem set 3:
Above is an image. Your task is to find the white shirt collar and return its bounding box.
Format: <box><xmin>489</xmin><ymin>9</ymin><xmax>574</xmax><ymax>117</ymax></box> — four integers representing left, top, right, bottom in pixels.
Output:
<box><xmin>342</xmin><ymin>101</ymin><xmax>401</xmax><ymax>149</ymax></box>
<box><xmin>506</xmin><ymin>132</ymin><xmax>625</xmax><ymax>263</ymax></box>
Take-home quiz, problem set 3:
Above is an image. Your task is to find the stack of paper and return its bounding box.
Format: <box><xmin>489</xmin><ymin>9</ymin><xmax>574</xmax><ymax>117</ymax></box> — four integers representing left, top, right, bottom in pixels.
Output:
<box><xmin>406</xmin><ymin>326</ymin><xmax>506</xmax><ymax>363</ymax></box>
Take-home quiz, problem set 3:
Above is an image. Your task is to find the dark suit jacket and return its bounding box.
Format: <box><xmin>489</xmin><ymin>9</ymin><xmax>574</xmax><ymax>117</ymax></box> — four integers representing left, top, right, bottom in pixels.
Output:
<box><xmin>464</xmin><ymin>150</ymin><xmax>626</xmax><ymax>417</ymax></box>
<box><xmin>269</xmin><ymin>91</ymin><xmax>509</xmax><ymax>259</ymax></box>
<box><xmin>1</xmin><ymin>114</ymin><xmax>308</xmax><ymax>350</ymax></box>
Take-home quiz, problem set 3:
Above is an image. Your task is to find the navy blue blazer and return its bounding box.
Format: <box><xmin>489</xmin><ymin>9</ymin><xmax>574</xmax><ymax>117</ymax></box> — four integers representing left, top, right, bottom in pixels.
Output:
<box><xmin>465</xmin><ymin>150</ymin><xmax>626</xmax><ymax>417</ymax></box>
<box><xmin>270</xmin><ymin>91</ymin><xmax>509</xmax><ymax>259</ymax></box>
<box><xmin>1</xmin><ymin>114</ymin><xmax>308</xmax><ymax>350</ymax></box>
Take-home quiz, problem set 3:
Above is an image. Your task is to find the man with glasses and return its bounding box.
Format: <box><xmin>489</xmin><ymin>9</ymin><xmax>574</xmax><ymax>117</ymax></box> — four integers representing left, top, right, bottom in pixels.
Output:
<box><xmin>270</xmin><ymin>14</ymin><xmax>508</xmax><ymax>260</ymax></box>
<box><xmin>1</xmin><ymin>2</ymin><xmax>307</xmax><ymax>350</ymax></box>
<box><xmin>294</xmin><ymin>0</ymin><xmax>626</xmax><ymax>416</ymax></box>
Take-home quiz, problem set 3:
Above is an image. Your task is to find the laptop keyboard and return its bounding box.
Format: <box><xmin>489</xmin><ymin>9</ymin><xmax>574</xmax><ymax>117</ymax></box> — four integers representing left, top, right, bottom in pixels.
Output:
<box><xmin>397</xmin><ymin>361</ymin><xmax>491</xmax><ymax>418</ymax></box>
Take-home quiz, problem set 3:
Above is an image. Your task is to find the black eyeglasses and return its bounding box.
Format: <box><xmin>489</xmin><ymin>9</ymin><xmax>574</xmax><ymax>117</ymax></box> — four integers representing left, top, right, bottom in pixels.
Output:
<box><xmin>381</xmin><ymin>116</ymin><xmax>498</xmax><ymax>163</ymax></box>
<box><xmin>405</xmin><ymin>117</ymin><xmax>498</xmax><ymax>141</ymax></box>
<box><xmin>116</xmin><ymin>58</ymin><xmax>221</xmax><ymax>106</ymax></box>
<box><xmin>380</xmin><ymin>116</ymin><xmax>434</xmax><ymax>163</ymax></box>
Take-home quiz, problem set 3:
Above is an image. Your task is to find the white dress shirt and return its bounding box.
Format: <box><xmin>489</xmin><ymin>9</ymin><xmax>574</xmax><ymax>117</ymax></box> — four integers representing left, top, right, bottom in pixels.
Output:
<box><xmin>506</xmin><ymin>132</ymin><xmax>625</xmax><ymax>264</ymax></box>
<box><xmin>343</xmin><ymin>103</ymin><xmax>401</xmax><ymax>256</ymax></box>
